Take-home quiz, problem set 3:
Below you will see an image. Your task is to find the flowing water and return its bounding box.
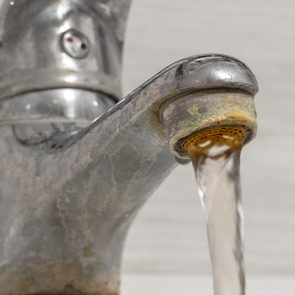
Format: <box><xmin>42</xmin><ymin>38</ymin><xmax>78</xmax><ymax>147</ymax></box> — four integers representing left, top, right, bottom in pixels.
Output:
<box><xmin>186</xmin><ymin>130</ymin><xmax>245</xmax><ymax>295</ymax></box>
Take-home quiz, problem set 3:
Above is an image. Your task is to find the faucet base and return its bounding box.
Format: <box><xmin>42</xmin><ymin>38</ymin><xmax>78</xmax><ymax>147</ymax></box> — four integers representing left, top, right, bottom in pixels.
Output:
<box><xmin>0</xmin><ymin>259</ymin><xmax>120</xmax><ymax>295</ymax></box>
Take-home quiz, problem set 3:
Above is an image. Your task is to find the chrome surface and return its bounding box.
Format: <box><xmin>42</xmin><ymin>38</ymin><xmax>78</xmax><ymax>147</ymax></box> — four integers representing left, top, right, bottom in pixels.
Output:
<box><xmin>0</xmin><ymin>89</ymin><xmax>115</xmax><ymax>145</ymax></box>
<box><xmin>0</xmin><ymin>0</ymin><xmax>132</xmax><ymax>101</ymax></box>
<box><xmin>0</xmin><ymin>1</ymin><xmax>259</xmax><ymax>295</ymax></box>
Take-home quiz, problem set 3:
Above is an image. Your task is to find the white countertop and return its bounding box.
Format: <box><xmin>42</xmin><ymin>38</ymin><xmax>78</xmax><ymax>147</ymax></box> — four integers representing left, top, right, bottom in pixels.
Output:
<box><xmin>121</xmin><ymin>275</ymin><xmax>295</xmax><ymax>295</ymax></box>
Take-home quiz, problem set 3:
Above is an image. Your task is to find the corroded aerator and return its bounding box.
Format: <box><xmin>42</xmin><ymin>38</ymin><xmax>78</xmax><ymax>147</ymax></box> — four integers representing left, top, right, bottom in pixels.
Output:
<box><xmin>160</xmin><ymin>58</ymin><xmax>258</xmax><ymax>159</ymax></box>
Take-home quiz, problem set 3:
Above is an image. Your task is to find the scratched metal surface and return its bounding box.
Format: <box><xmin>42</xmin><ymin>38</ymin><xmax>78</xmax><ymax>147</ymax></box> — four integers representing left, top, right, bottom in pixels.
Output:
<box><xmin>122</xmin><ymin>0</ymin><xmax>295</xmax><ymax>275</ymax></box>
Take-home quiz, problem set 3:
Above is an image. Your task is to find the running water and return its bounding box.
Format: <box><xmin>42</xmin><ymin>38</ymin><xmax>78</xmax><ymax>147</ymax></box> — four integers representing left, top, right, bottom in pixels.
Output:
<box><xmin>188</xmin><ymin>141</ymin><xmax>245</xmax><ymax>295</ymax></box>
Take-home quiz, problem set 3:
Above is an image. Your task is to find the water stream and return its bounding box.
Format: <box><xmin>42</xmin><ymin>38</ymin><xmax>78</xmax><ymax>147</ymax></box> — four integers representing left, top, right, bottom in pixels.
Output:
<box><xmin>188</xmin><ymin>141</ymin><xmax>245</xmax><ymax>295</ymax></box>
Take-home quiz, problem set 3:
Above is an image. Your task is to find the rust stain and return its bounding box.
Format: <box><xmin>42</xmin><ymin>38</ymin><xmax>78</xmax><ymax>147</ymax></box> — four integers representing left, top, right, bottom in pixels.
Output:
<box><xmin>182</xmin><ymin>126</ymin><xmax>247</xmax><ymax>158</ymax></box>
<box><xmin>83</xmin><ymin>244</ymin><xmax>94</xmax><ymax>258</ymax></box>
<box><xmin>186</xmin><ymin>104</ymin><xmax>199</xmax><ymax>116</ymax></box>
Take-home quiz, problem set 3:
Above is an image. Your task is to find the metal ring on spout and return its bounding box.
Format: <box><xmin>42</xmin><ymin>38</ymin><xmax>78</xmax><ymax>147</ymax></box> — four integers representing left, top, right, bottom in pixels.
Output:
<box><xmin>158</xmin><ymin>55</ymin><xmax>258</xmax><ymax>159</ymax></box>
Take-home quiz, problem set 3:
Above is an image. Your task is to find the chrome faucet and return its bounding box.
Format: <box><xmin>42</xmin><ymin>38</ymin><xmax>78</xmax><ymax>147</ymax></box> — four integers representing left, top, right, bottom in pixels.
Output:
<box><xmin>0</xmin><ymin>1</ymin><xmax>259</xmax><ymax>294</ymax></box>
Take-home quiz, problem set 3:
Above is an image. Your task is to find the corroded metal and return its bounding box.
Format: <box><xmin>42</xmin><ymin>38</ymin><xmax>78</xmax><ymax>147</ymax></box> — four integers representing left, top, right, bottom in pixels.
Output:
<box><xmin>0</xmin><ymin>53</ymin><xmax>258</xmax><ymax>294</ymax></box>
<box><xmin>0</xmin><ymin>0</ymin><xmax>259</xmax><ymax>294</ymax></box>
<box><xmin>161</xmin><ymin>90</ymin><xmax>257</xmax><ymax>158</ymax></box>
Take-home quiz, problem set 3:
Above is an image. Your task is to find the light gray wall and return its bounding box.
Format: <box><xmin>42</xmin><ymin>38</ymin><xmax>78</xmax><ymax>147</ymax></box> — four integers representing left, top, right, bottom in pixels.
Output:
<box><xmin>122</xmin><ymin>0</ymin><xmax>295</xmax><ymax>275</ymax></box>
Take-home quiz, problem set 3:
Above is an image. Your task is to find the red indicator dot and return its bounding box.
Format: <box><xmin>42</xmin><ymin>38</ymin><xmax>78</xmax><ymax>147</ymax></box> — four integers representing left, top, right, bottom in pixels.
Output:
<box><xmin>66</xmin><ymin>37</ymin><xmax>74</xmax><ymax>43</ymax></box>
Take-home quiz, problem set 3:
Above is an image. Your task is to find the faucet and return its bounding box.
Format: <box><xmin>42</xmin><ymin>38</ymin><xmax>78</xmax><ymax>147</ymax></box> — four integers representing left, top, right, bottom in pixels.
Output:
<box><xmin>0</xmin><ymin>0</ymin><xmax>259</xmax><ymax>294</ymax></box>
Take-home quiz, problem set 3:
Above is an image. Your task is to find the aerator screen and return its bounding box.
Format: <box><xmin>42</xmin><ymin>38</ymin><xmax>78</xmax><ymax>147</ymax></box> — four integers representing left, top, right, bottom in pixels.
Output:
<box><xmin>178</xmin><ymin>126</ymin><xmax>251</xmax><ymax>157</ymax></box>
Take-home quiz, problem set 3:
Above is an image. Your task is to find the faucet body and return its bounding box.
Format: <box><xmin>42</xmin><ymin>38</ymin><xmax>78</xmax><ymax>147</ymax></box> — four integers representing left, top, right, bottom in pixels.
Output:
<box><xmin>0</xmin><ymin>1</ymin><xmax>258</xmax><ymax>294</ymax></box>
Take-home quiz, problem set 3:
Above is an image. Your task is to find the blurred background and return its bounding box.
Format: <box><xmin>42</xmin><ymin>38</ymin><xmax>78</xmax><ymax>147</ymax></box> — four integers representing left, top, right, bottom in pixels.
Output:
<box><xmin>121</xmin><ymin>0</ymin><xmax>295</xmax><ymax>293</ymax></box>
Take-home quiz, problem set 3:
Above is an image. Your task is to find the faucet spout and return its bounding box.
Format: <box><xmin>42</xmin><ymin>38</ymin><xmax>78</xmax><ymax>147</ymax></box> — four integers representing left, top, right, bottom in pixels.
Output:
<box><xmin>0</xmin><ymin>54</ymin><xmax>258</xmax><ymax>295</ymax></box>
